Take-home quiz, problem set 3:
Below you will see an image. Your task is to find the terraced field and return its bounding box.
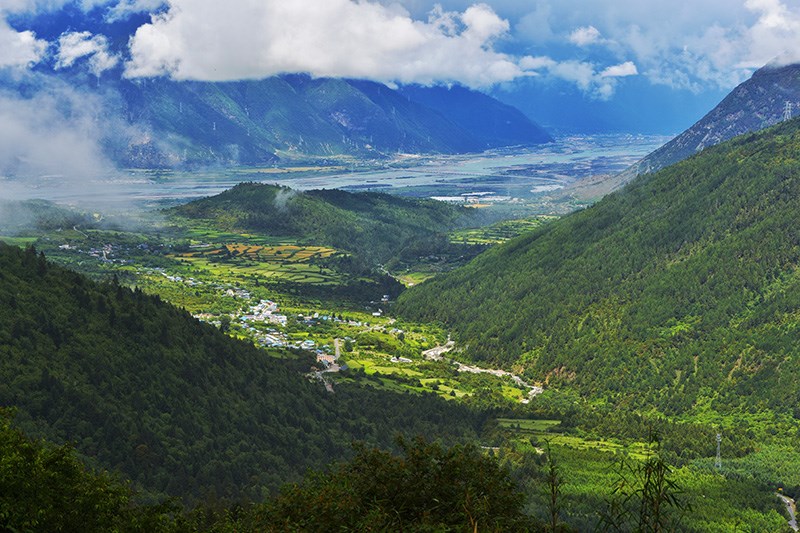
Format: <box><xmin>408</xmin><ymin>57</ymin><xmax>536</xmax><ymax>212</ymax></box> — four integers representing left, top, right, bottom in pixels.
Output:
<box><xmin>173</xmin><ymin>243</ymin><xmax>342</xmax><ymax>284</ymax></box>
<box><xmin>450</xmin><ymin>216</ymin><xmax>555</xmax><ymax>245</ymax></box>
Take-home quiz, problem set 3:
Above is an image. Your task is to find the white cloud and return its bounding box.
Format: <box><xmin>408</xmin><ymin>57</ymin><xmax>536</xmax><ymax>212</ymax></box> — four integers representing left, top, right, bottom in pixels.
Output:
<box><xmin>519</xmin><ymin>55</ymin><xmax>638</xmax><ymax>99</ymax></box>
<box><xmin>511</xmin><ymin>0</ymin><xmax>800</xmax><ymax>92</ymax></box>
<box><xmin>105</xmin><ymin>0</ymin><xmax>166</xmax><ymax>22</ymax></box>
<box><xmin>519</xmin><ymin>55</ymin><xmax>556</xmax><ymax>70</ymax></box>
<box><xmin>106</xmin><ymin>0</ymin><xmax>164</xmax><ymax>18</ymax></box>
<box><xmin>124</xmin><ymin>0</ymin><xmax>524</xmax><ymax>88</ymax></box>
<box><xmin>600</xmin><ymin>61</ymin><xmax>637</xmax><ymax>78</ymax></box>
<box><xmin>0</xmin><ymin>77</ymin><xmax>114</xmax><ymax>181</ymax></box>
<box><xmin>568</xmin><ymin>25</ymin><xmax>602</xmax><ymax>46</ymax></box>
<box><xmin>56</xmin><ymin>31</ymin><xmax>119</xmax><ymax>76</ymax></box>
<box><xmin>0</xmin><ymin>19</ymin><xmax>47</xmax><ymax>69</ymax></box>
<box><xmin>2</xmin><ymin>0</ymin><xmax>110</xmax><ymax>14</ymax></box>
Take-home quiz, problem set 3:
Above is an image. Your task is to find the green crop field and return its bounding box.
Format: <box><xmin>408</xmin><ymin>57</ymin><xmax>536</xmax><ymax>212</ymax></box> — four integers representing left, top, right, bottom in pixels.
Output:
<box><xmin>450</xmin><ymin>216</ymin><xmax>554</xmax><ymax>245</ymax></box>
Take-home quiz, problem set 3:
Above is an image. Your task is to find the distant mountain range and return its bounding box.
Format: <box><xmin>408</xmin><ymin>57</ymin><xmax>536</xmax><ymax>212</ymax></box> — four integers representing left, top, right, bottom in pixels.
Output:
<box><xmin>7</xmin><ymin>71</ymin><xmax>551</xmax><ymax>169</ymax></box>
<box><xmin>580</xmin><ymin>62</ymin><xmax>800</xmax><ymax>194</ymax></box>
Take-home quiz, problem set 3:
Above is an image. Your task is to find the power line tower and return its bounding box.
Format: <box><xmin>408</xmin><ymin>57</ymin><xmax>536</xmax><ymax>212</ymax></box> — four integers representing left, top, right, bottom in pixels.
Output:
<box><xmin>784</xmin><ymin>101</ymin><xmax>793</xmax><ymax>122</ymax></box>
<box><xmin>715</xmin><ymin>433</ymin><xmax>722</xmax><ymax>469</ymax></box>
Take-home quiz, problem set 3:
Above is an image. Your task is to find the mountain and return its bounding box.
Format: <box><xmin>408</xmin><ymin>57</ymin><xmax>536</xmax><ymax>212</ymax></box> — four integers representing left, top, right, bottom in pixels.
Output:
<box><xmin>396</xmin><ymin>118</ymin><xmax>800</xmax><ymax>417</ymax></box>
<box><xmin>172</xmin><ymin>182</ymin><xmax>480</xmax><ymax>264</ymax></box>
<box><xmin>603</xmin><ymin>62</ymin><xmax>800</xmax><ymax>191</ymax></box>
<box><xmin>9</xmin><ymin>71</ymin><xmax>550</xmax><ymax>169</ymax></box>
<box><xmin>0</xmin><ymin>242</ymin><xmax>484</xmax><ymax>500</ymax></box>
<box><xmin>398</xmin><ymin>84</ymin><xmax>552</xmax><ymax>148</ymax></box>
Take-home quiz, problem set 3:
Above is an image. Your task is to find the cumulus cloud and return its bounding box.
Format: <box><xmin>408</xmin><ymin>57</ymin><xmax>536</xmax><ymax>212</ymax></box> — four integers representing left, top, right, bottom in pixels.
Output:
<box><xmin>124</xmin><ymin>0</ymin><xmax>523</xmax><ymax>88</ymax></box>
<box><xmin>600</xmin><ymin>61</ymin><xmax>638</xmax><ymax>78</ymax></box>
<box><xmin>520</xmin><ymin>55</ymin><xmax>638</xmax><ymax>99</ymax></box>
<box><xmin>0</xmin><ymin>19</ymin><xmax>47</xmax><ymax>69</ymax></box>
<box><xmin>56</xmin><ymin>31</ymin><xmax>119</xmax><ymax>76</ymax></box>
<box><xmin>512</xmin><ymin>0</ymin><xmax>800</xmax><ymax>92</ymax></box>
<box><xmin>568</xmin><ymin>25</ymin><xmax>602</xmax><ymax>46</ymax></box>
<box><xmin>105</xmin><ymin>0</ymin><xmax>166</xmax><ymax>21</ymax></box>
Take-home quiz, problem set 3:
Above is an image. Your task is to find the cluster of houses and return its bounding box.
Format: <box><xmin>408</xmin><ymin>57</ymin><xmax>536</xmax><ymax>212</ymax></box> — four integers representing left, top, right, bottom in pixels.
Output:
<box><xmin>241</xmin><ymin>299</ymin><xmax>287</xmax><ymax>326</ymax></box>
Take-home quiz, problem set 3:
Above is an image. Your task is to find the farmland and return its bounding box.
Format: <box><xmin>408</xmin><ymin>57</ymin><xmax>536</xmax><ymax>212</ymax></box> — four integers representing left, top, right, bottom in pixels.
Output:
<box><xmin>450</xmin><ymin>216</ymin><xmax>556</xmax><ymax>245</ymax></box>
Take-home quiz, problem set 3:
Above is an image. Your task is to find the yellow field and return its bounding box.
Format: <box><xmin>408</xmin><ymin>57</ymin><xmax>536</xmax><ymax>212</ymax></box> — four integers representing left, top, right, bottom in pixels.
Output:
<box><xmin>178</xmin><ymin>244</ymin><xmax>337</xmax><ymax>263</ymax></box>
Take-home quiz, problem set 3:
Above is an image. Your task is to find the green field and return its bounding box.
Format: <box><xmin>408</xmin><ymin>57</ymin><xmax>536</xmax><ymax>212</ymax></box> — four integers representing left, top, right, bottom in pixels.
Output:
<box><xmin>0</xmin><ymin>236</ymin><xmax>38</xmax><ymax>246</ymax></box>
<box><xmin>450</xmin><ymin>216</ymin><xmax>555</xmax><ymax>244</ymax></box>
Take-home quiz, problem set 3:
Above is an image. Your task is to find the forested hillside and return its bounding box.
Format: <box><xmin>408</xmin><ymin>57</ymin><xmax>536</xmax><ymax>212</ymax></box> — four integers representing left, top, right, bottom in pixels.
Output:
<box><xmin>0</xmin><ymin>243</ymin><xmax>485</xmax><ymax>500</ymax></box>
<box><xmin>173</xmin><ymin>182</ymin><xmax>479</xmax><ymax>263</ymax></box>
<box><xmin>397</xmin><ymin>118</ymin><xmax>800</xmax><ymax>416</ymax></box>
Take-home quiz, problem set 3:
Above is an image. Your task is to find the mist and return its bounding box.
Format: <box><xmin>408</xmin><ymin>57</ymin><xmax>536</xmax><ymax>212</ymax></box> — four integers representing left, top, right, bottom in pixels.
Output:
<box><xmin>0</xmin><ymin>74</ymin><xmax>116</xmax><ymax>189</ymax></box>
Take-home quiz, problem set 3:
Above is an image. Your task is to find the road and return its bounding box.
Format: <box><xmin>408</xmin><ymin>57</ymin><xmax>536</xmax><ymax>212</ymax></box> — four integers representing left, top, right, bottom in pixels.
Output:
<box><xmin>779</xmin><ymin>494</ymin><xmax>798</xmax><ymax>532</ymax></box>
<box><xmin>422</xmin><ymin>339</ymin><xmax>543</xmax><ymax>402</ymax></box>
<box><xmin>422</xmin><ymin>340</ymin><xmax>455</xmax><ymax>361</ymax></box>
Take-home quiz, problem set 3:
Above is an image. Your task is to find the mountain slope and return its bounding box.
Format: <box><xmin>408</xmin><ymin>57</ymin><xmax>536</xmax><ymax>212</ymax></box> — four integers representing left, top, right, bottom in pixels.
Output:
<box><xmin>399</xmin><ymin>84</ymin><xmax>552</xmax><ymax>148</ymax></box>
<box><xmin>172</xmin><ymin>182</ymin><xmax>478</xmax><ymax>263</ymax></box>
<box><xmin>0</xmin><ymin>242</ymin><xmax>484</xmax><ymax>500</ymax></box>
<box><xmin>601</xmin><ymin>62</ymin><xmax>800</xmax><ymax>192</ymax></box>
<box><xmin>397</xmin><ymin>118</ymin><xmax>800</xmax><ymax>416</ymax></box>
<box><xmin>35</xmin><ymin>72</ymin><xmax>550</xmax><ymax>168</ymax></box>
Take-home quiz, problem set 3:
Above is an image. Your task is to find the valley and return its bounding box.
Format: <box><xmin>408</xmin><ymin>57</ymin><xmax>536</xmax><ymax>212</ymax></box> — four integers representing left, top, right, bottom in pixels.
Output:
<box><xmin>3</xmin><ymin>1</ymin><xmax>800</xmax><ymax>530</ymax></box>
<box><xmin>3</xmin><ymin>122</ymin><xmax>799</xmax><ymax>528</ymax></box>
<box><xmin>1</xmin><ymin>134</ymin><xmax>666</xmax><ymax>212</ymax></box>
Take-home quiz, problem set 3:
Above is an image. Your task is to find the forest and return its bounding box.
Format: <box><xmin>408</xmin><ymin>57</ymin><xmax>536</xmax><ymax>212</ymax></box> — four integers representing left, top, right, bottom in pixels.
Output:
<box><xmin>171</xmin><ymin>182</ymin><xmax>485</xmax><ymax>265</ymax></box>
<box><xmin>4</xmin><ymin>124</ymin><xmax>800</xmax><ymax>529</ymax></box>
<box><xmin>0</xmin><ymin>242</ymin><xmax>486</xmax><ymax>502</ymax></box>
<box><xmin>397</xmin><ymin>118</ymin><xmax>800</xmax><ymax>423</ymax></box>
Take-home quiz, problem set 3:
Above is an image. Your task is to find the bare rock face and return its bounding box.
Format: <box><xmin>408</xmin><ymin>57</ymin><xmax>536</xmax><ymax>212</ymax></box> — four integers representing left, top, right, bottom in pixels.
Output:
<box><xmin>615</xmin><ymin>62</ymin><xmax>800</xmax><ymax>188</ymax></box>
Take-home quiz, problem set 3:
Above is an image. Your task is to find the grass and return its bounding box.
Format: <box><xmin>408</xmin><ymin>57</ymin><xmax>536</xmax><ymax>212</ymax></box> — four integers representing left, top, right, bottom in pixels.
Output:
<box><xmin>395</xmin><ymin>271</ymin><xmax>436</xmax><ymax>286</ymax></box>
<box><xmin>497</xmin><ymin>418</ymin><xmax>562</xmax><ymax>432</ymax></box>
<box><xmin>450</xmin><ymin>216</ymin><xmax>555</xmax><ymax>245</ymax></box>
<box><xmin>0</xmin><ymin>236</ymin><xmax>38</xmax><ymax>246</ymax></box>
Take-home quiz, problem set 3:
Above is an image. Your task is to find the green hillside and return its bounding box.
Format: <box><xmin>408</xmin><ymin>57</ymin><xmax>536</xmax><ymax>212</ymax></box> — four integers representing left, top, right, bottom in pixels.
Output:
<box><xmin>397</xmin><ymin>118</ymin><xmax>800</xmax><ymax>417</ymax></box>
<box><xmin>0</xmin><ymin>243</ymin><xmax>484</xmax><ymax>500</ymax></box>
<box><xmin>172</xmin><ymin>182</ymin><xmax>478</xmax><ymax>264</ymax></box>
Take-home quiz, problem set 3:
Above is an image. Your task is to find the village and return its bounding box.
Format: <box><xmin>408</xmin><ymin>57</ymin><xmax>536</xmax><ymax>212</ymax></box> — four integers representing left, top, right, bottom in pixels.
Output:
<box><xmin>41</xmin><ymin>230</ymin><xmax>543</xmax><ymax>406</ymax></box>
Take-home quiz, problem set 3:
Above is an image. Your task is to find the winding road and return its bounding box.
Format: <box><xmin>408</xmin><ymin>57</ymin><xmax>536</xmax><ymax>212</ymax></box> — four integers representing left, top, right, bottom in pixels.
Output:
<box><xmin>779</xmin><ymin>494</ymin><xmax>798</xmax><ymax>532</ymax></box>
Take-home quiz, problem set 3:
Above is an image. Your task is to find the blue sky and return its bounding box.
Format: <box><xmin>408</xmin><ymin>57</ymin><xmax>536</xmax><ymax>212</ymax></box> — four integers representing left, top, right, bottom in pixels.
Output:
<box><xmin>1</xmin><ymin>0</ymin><xmax>799</xmax><ymax>132</ymax></box>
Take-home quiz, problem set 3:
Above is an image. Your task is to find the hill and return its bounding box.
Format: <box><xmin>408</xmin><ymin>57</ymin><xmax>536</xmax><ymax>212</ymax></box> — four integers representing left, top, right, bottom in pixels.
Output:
<box><xmin>396</xmin><ymin>118</ymin><xmax>800</xmax><ymax>417</ymax></box>
<box><xmin>171</xmin><ymin>182</ymin><xmax>480</xmax><ymax>264</ymax></box>
<box><xmin>0</xmin><ymin>242</ymin><xmax>485</xmax><ymax>500</ymax></box>
<box><xmin>590</xmin><ymin>62</ymin><xmax>800</xmax><ymax>194</ymax></box>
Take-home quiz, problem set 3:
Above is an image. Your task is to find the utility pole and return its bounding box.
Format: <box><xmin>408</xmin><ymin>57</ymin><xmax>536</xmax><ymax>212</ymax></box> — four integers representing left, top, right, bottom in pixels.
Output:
<box><xmin>784</xmin><ymin>101</ymin><xmax>793</xmax><ymax>122</ymax></box>
<box><xmin>715</xmin><ymin>433</ymin><xmax>722</xmax><ymax>469</ymax></box>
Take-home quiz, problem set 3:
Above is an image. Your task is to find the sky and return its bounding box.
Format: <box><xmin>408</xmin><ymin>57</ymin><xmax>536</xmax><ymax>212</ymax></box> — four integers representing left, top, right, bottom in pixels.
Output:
<box><xmin>1</xmin><ymin>0</ymin><xmax>799</xmax><ymax>133</ymax></box>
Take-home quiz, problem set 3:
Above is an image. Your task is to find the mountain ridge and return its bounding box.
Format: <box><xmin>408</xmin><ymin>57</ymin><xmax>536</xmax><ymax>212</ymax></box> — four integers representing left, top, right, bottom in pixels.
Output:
<box><xmin>579</xmin><ymin>62</ymin><xmax>800</xmax><ymax>195</ymax></box>
<box><xmin>4</xmin><ymin>71</ymin><xmax>552</xmax><ymax>170</ymax></box>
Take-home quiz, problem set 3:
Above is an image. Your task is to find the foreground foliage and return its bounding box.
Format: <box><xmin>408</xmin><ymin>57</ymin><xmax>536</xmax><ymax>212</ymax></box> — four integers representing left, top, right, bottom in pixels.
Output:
<box><xmin>261</xmin><ymin>437</ymin><xmax>539</xmax><ymax>531</ymax></box>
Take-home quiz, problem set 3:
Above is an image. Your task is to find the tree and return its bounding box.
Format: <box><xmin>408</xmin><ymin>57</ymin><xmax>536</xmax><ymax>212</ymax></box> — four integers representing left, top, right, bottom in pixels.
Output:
<box><xmin>543</xmin><ymin>441</ymin><xmax>565</xmax><ymax>532</ymax></box>
<box><xmin>261</xmin><ymin>436</ymin><xmax>541</xmax><ymax>531</ymax></box>
<box><xmin>598</xmin><ymin>433</ymin><xmax>688</xmax><ymax>532</ymax></box>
